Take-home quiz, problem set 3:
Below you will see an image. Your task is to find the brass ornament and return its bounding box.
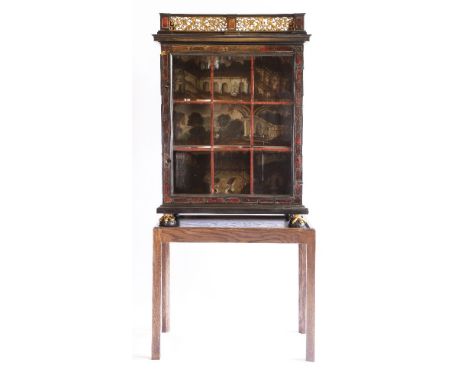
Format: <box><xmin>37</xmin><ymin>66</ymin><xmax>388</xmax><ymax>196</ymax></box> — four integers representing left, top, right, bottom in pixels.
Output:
<box><xmin>169</xmin><ymin>16</ymin><xmax>227</xmax><ymax>32</ymax></box>
<box><xmin>288</xmin><ymin>214</ymin><xmax>308</xmax><ymax>228</ymax></box>
<box><xmin>159</xmin><ymin>214</ymin><xmax>178</xmax><ymax>227</ymax></box>
<box><xmin>236</xmin><ymin>17</ymin><xmax>294</xmax><ymax>32</ymax></box>
<box><xmin>168</xmin><ymin>16</ymin><xmax>295</xmax><ymax>32</ymax></box>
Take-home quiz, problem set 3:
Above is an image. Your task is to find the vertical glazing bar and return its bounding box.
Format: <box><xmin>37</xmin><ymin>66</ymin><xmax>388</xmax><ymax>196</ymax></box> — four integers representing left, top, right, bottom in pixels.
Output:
<box><xmin>250</xmin><ymin>56</ymin><xmax>255</xmax><ymax>194</ymax></box>
<box><xmin>210</xmin><ymin>56</ymin><xmax>215</xmax><ymax>193</ymax></box>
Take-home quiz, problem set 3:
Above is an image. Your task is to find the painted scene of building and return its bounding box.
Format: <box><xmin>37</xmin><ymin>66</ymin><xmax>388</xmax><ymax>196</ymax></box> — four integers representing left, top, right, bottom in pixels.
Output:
<box><xmin>254</xmin><ymin>56</ymin><xmax>294</xmax><ymax>101</ymax></box>
<box><xmin>172</xmin><ymin>55</ymin><xmax>251</xmax><ymax>101</ymax></box>
<box><xmin>253</xmin><ymin>105</ymin><xmax>292</xmax><ymax>146</ymax></box>
<box><xmin>173</xmin><ymin>104</ymin><xmax>211</xmax><ymax>145</ymax></box>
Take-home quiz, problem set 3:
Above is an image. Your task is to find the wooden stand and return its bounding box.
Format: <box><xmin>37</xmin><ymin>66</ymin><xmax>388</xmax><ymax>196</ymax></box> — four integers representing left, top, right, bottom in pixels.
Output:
<box><xmin>152</xmin><ymin>215</ymin><xmax>315</xmax><ymax>361</ymax></box>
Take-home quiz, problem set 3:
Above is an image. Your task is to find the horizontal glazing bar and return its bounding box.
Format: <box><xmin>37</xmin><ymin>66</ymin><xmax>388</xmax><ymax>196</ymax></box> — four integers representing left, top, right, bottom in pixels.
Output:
<box><xmin>173</xmin><ymin>145</ymin><xmax>291</xmax><ymax>152</ymax></box>
<box><xmin>173</xmin><ymin>99</ymin><xmax>293</xmax><ymax>105</ymax></box>
<box><xmin>173</xmin><ymin>99</ymin><xmax>211</xmax><ymax>104</ymax></box>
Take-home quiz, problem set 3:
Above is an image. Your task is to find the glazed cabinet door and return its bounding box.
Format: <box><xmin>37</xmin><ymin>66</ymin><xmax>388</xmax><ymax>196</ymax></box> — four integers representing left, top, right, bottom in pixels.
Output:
<box><xmin>170</xmin><ymin>53</ymin><xmax>295</xmax><ymax>197</ymax></box>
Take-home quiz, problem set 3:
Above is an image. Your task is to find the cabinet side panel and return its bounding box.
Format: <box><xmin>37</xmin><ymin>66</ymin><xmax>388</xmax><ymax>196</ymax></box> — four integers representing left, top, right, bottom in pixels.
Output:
<box><xmin>293</xmin><ymin>46</ymin><xmax>304</xmax><ymax>204</ymax></box>
<box><xmin>161</xmin><ymin>45</ymin><xmax>172</xmax><ymax>203</ymax></box>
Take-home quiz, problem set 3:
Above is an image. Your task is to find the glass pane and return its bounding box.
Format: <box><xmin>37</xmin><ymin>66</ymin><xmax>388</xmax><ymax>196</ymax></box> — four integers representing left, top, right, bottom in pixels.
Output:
<box><xmin>253</xmin><ymin>105</ymin><xmax>292</xmax><ymax>146</ymax></box>
<box><xmin>254</xmin><ymin>152</ymin><xmax>292</xmax><ymax>195</ymax></box>
<box><xmin>214</xmin><ymin>104</ymin><xmax>250</xmax><ymax>145</ymax></box>
<box><xmin>172</xmin><ymin>55</ymin><xmax>211</xmax><ymax>100</ymax></box>
<box><xmin>173</xmin><ymin>152</ymin><xmax>211</xmax><ymax>194</ymax></box>
<box><xmin>213</xmin><ymin>56</ymin><xmax>250</xmax><ymax>101</ymax></box>
<box><xmin>173</xmin><ymin>104</ymin><xmax>211</xmax><ymax>145</ymax></box>
<box><xmin>214</xmin><ymin>152</ymin><xmax>250</xmax><ymax>194</ymax></box>
<box><xmin>254</xmin><ymin>56</ymin><xmax>294</xmax><ymax>101</ymax></box>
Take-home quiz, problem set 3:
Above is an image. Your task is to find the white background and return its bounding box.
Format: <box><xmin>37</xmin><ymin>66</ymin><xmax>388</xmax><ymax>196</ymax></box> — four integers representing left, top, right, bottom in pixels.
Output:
<box><xmin>1</xmin><ymin>0</ymin><xmax>468</xmax><ymax>381</ymax></box>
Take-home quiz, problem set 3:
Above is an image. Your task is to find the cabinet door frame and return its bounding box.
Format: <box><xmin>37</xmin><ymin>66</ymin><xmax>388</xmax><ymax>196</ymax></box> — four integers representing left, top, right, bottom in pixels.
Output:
<box><xmin>159</xmin><ymin>44</ymin><xmax>305</xmax><ymax>214</ymax></box>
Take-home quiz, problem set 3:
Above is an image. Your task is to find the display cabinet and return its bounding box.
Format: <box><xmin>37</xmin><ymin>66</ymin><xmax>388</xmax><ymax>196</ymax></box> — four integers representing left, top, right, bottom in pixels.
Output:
<box><xmin>153</xmin><ymin>14</ymin><xmax>310</xmax><ymax>227</ymax></box>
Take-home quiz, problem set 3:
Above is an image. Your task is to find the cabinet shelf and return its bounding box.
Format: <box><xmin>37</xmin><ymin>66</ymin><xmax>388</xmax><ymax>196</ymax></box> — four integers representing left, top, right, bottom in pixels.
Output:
<box><xmin>173</xmin><ymin>145</ymin><xmax>291</xmax><ymax>152</ymax></box>
<box><xmin>173</xmin><ymin>99</ymin><xmax>294</xmax><ymax>105</ymax></box>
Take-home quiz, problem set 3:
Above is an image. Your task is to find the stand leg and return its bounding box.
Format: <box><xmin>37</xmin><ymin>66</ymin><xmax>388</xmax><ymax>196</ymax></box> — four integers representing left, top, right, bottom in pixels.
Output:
<box><xmin>162</xmin><ymin>243</ymin><xmax>170</xmax><ymax>332</ymax></box>
<box><xmin>298</xmin><ymin>243</ymin><xmax>306</xmax><ymax>334</ymax></box>
<box><xmin>152</xmin><ymin>230</ymin><xmax>162</xmax><ymax>360</ymax></box>
<box><xmin>306</xmin><ymin>232</ymin><xmax>315</xmax><ymax>362</ymax></box>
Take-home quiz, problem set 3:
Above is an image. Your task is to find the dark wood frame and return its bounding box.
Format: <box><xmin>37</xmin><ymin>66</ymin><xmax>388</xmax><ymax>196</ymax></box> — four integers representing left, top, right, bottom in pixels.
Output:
<box><xmin>154</xmin><ymin>14</ymin><xmax>310</xmax><ymax>215</ymax></box>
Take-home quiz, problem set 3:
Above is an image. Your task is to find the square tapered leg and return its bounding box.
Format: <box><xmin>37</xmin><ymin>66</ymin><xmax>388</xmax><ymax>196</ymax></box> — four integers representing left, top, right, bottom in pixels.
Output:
<box><xmin>152</xmin><ymin>229</ymin><xmax>162</xmax><ymax>360</ymax></box>
<box><xmin>299</xmin><ymin>243</ymin><xmax>306</xmax><ymax>334</ymax></box>
<box><xmin>162</xmin><ymin>243</ymin><xmax>170</xmax><ymax>332</ymax></box>
<box><xmin>306</xmin><ymin>232</ymin><xmax>315</xmax><ymax>362</ymax></box>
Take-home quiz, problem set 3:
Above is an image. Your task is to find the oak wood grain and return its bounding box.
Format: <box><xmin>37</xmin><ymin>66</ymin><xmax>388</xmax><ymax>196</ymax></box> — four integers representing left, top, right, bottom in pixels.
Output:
<box><xmin>298</xmin><ymin>243</ymin><xmax>306</xmax><ymax>334</ymax></box>
<box><xmin>152</xmin><ymin>216</ymin><xmax>315</xmax><ymax>361</ymax></box>
<box><xmin>159</xmin><ymin>227</ymin><xmax>309</xmax><ymax>243</ymax></box>
<box><xmin>152</xmin><ymin>230</ymin><xmax>162</xmax><ymax>360</ymax></box>
<box><xmin>162</xmin><ymin>243</ymin><xmax>170</xmax><ymax>332</ymax></box>
<box><xmin>306</xmin><ymin>232</ymin><xmax>315</xmax><ymax>361</ymax></box>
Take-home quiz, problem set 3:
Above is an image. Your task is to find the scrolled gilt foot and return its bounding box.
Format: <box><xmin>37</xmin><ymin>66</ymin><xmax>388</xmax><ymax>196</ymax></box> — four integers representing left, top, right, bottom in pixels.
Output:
<box><xmin>288</xmin><ymin>214</ymin><xmax>308</xmax><ymax>228</ymax></box>
<box><xmin>159</xmin><ymin>214</ymin><xmax>179</xmax><ymax>227</ymax></box>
